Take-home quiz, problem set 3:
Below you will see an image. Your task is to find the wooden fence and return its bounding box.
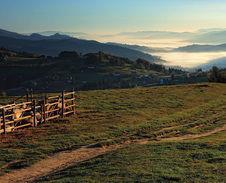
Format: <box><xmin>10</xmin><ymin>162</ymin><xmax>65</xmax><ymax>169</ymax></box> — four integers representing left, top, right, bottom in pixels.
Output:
<box><xmin>0</xmin><ymin>89</ymin><xmax>75</xmax><ymax>136</ymax></box>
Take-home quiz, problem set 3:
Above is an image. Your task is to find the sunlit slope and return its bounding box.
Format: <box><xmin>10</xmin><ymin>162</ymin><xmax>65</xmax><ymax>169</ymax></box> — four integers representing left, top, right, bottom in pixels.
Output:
<box><xmin>0</xmin><ymin>83</ymin><xmax>225</xmax><ymax>177</ymax></box>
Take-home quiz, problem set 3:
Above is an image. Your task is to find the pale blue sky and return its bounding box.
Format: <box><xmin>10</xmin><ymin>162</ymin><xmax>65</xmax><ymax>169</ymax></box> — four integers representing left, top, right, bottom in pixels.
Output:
<box><xmin>1</xmin><ymin>0</ymin><xmax>226</xmax><ymax>34</ymax></box>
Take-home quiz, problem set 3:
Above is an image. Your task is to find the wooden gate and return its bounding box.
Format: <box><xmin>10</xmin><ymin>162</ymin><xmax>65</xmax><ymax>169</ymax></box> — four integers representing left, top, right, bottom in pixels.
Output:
<box><xmin>0</xmin><ymin>89</ymin><xmax>75</xmax><ymax>136</ymax></box>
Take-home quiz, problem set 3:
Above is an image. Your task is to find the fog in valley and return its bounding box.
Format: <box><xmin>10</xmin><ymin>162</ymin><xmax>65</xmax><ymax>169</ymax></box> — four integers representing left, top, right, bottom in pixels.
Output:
<box><xmin>95</xmin><ymin>35</ymin><xmax>226</xmax><ymax>69</ymax></box>
<box><xmin>149</xmin><ymin>51</ymin><xmax>226</xmax><ymax>69</ymax></box>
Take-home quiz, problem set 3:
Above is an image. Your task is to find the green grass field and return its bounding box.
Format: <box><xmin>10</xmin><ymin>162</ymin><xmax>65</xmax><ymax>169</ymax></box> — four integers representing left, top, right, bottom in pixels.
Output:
<box><xmin>0</xmin><ymin>83</ymin><xmax>225</xmax><ymax>182</ymax></box>
<box><xmin>38</xmin><ymin>131</ymin><xmax>226</xmax><ymax>183</ymax></box>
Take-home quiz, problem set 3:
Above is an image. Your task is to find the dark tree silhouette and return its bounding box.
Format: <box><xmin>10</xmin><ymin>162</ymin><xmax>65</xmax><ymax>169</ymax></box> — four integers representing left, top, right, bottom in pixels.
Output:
<box><xmin>208</xmin><ymin>66</ymin><xmax>226</xmax><ymax>83</ymax></box>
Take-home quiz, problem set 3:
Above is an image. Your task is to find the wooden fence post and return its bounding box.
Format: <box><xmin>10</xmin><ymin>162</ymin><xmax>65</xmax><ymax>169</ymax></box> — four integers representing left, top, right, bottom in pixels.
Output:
<box><xmin>45</xmin><ymin>94</ymin><xmax>48</xmax><ymax>102</ymax></box>
<box><xmin>61</xmin><ymin>90</ymin><xmax>65</xmax><ymax>118</ymax></box>
<box><xmin>12</xmin><ymin>107</ymin><xmax>15</xmax><ymax>127</ymax></box>
<box><xmin>43</xmin><ymin>96</ymin><xmax>46</xmax><ymax>123</ymax></box>
<box><xmin>40</xmin><ymin>105</ymin><xmax>43</xmax><ymax>124</ymax></box>
<box><xmin>3</xmin><ymin>108</ymin><xmax>6</xmax><ymax>136</ymax></box>
<box><xmin>26</xmin><ymin>89</ymin><xmax>29</xmax><ymax>102</ymax></box>
<box><xmin>33</xmin><ymin>100</ymin><xmax>36</xmax><ymax>127</ymax></box>
<box><xmin>71</xmin><ymin>88</ymin><xmax>75</xmax><ymax>115</ymax></box>
<box><xmin>30</xmin><ymin>89</ymin><xmax>33</xmax><ymax>101</ymax></box>
<box><xmin>45</xmin><ymin>94</ymin><xmax>48</xmax><ymax>120</ymax></box>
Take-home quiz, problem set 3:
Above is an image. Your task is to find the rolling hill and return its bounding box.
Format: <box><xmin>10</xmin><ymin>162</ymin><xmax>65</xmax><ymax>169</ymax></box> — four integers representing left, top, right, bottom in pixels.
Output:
<box><xmin>172</xmin><ymin>44</ymin><xmax>226</xmax><ymax>52</ymax></box>
<box><xmin>0</xmin><ymin>29</ymin><xmax>28</xmax><ymax>40</ymax></box>
<box><xmin>0</xmin><ymin>29</ymin><xmax>162</xmax><ymax>62</ymax></box>
<box><xmin>106</xmin><ymin>42</ymin><xmax>169</xmax><ymax>53</ymax></box>
<box><xmin>0</xmin><ymin>29</ymin><xmax>71</xmax><ymax>40</ymax></box>
<box><xmin>197</xmin><ymin>57</ymin><xmax>226</xmax><ymax>70</ymax></box>
<box><xmin>117</xmin><ymin>30</ymin><xmax>195</xmax><ymax>40</ymax></box>
<box><xmin>0</xmin><ymin>48</ymin><xmax>173</xmax><ymax>92</ymax></box>
<box><xmin>186</xmin><ymin>30</ymin><xmax>226</xmax><ymax>44</ymax></box>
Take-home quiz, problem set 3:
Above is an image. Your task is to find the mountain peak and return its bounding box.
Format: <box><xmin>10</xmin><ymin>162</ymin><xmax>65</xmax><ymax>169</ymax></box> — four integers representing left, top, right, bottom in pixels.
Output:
<box><xmin>49</xmin><ymin>33</ymin><xmax>71</xmax><ymax>39</ymax></box>
<box><xmin>29</xmin><ymin>33</ymin><xmax>45</xmax><ymax>40</ymax></box>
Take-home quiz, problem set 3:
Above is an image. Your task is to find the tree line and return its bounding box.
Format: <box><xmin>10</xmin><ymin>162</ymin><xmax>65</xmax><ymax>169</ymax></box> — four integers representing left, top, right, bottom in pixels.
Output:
<box><xmin>208</xmin><ymin>66</ymin><xmax>226</xmax><ymax>83</ymax></box>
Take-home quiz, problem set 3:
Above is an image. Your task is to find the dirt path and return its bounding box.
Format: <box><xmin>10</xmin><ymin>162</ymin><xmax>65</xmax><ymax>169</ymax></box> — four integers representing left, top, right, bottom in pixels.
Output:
<box><xmin>160</xmin><ymin>124</ymin><xmax>226</xmax><ymax>141</ymax></box>
<box><xmin>0</xmin><ymin>124</ymin><xmax>225</xmax><ymax>183</ymax></box>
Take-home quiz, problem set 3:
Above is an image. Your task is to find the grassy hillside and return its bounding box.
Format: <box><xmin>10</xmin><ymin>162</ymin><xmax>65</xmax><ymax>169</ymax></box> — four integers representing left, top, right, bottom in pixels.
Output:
<box><xmin>38</xmin><ymin>131</ymin><xmax>226</xmax><ymax>182</ymax></box>
<box><xmin>1</xmin><ymin>51</ymin><xmax>193</xmax><ymax>93</ymax></box>
<box><xmin>0</xmin><ymin>83</ymin><xmax>225</xmax><ymax>180</ymax></box>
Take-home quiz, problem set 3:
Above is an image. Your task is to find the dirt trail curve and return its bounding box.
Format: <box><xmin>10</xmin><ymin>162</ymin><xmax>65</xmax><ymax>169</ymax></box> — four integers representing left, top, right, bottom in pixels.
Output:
<box><xmin>1</xmin><ymin>124</ymin><xmax>226</xmax><ymax>183</ymax></box>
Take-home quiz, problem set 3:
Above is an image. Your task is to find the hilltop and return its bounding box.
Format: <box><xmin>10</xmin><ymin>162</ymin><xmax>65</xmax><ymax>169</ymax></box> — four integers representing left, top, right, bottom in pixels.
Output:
<box><xmin>172</xmin><ymin>43</ymin><xmax>226</xmax><ymax>52</ymax></box>
<box><xmin>0</xmin><ymin>48</ymin><xmax>207</xmax><ymax>93</ymax></box>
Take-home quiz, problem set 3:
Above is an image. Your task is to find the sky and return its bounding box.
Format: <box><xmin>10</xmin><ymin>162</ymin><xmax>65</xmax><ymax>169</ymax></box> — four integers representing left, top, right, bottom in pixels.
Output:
<box><xmin>1</xmin><ymin>0</ymin><xmax>226</xmax><ymax>34</ymax></box>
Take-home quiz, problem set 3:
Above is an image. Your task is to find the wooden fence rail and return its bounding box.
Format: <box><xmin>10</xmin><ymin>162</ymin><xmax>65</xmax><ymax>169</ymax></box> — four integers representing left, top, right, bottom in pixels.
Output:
<box><xmin>0</xmin><ymin>89</ymin><xmax>75</xmax><ymax>136</ymax></box>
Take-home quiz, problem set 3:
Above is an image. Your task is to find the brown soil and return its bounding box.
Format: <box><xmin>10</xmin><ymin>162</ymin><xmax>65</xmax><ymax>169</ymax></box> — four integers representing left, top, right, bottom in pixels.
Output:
<box><xmin>0</xmin><ymin>124</ymin><xmax>225</xmax><ymax>183</ymax></box>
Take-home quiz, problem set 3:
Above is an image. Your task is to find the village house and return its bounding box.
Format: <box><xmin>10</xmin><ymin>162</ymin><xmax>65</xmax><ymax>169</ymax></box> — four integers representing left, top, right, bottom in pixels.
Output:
<box><xmin>113</xmin><ymin>72</ymin><xmax>120</xmax><ymax>77</ymax></box>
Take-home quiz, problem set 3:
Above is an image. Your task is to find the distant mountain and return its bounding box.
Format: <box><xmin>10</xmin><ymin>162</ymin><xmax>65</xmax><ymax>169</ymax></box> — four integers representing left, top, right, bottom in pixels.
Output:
<box><xmin>0</xmin><ymin>29</ymin><xmax>162</xmax><ymax>62</ymax></box>
<box><xmin>0</xmin><ymin>28</ymin><xmax>72</xmax><ymax>40</ymax></box>
<box><xmin>28</xmin><ymin>33</ymin><xmax>46</xmax><ymax>40</ymax></box>
<box><xmin>106</xmin><ymin>42</ymin><xmax>170</xmax><ymax>53</ymax></box>
<box><xmin>28</xmin><ymin>33</ymin><xmax>71</xmax><ymax>40</ymax></box>
<box><xmin>197</xmin><ymin>57</ymin><xmax>226</xmax><ymax>71</ymax></box>
<box><xmin>20</xmin><ymin>28</ymin><xmax>226</xmax><ymax>44</ymax></box>
<box><xmin>0</xmin><ymin>29</ymin><xmax>28</xmax><ymax>39</ymax></box>
<box><xmin>172</xmin><ymin>44</ymin><xmax>226</xmax><ymax>52</ymax></box>
<box><xmin>117</xmin><ymin>31</ymin><xmax>195</xmax><ymax>40</ymax></box>
<box><xmin>186</xmin><ymin>30</ymin><xmax>226</xmax><ymax>44</ymax></box>
<box><xmin>196</xmin><ymin>28</ymin><xmax>226</xmax><ymax>33</ymax></box>
<box><xmin>31</xmin><ymin>31</ymin><xmax>88</xmax><ymax>37</ymax></box>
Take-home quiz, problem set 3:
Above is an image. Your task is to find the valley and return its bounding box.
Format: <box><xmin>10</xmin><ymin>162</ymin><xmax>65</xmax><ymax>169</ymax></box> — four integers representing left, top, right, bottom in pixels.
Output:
<box><xmin>1</xmin><ymin>1</ymin><xmax>226</xmax><ymax>183</ymax></box>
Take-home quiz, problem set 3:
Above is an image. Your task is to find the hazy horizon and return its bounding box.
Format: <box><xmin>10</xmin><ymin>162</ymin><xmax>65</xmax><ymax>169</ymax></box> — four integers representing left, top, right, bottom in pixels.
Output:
<box><xmin>1</xmin><ymin>0</ymin><xmax>226</xmax><ymax>68</ymax></box>
<box><xmin>1</xmin><ymin>0</ymin><xmax>226</xmax><ymax>34</ymax></box>
<box><xmin>2</xmin><ymin>27</ymin><xmax>226</xmax><ymax>69</ymax></box>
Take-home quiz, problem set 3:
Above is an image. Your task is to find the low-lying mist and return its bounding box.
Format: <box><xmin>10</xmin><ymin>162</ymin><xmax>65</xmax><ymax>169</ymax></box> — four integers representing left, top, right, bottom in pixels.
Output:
<box><xmin>151</xmin><ymin>51</ymin><xmax>226</xmax><ymax>68</ymax></box>
<box><xmin>95</xmin><ymin>35</ymin><xmax>226</xmax><ymax>69</ymax></box>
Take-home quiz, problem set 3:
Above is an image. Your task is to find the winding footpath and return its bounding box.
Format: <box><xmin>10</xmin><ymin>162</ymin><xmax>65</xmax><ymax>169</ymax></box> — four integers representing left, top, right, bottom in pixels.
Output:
<box><xmin>0</xmin><ymin>124</ymin><xmax>225</xmax><ymax>183</ymax></box>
